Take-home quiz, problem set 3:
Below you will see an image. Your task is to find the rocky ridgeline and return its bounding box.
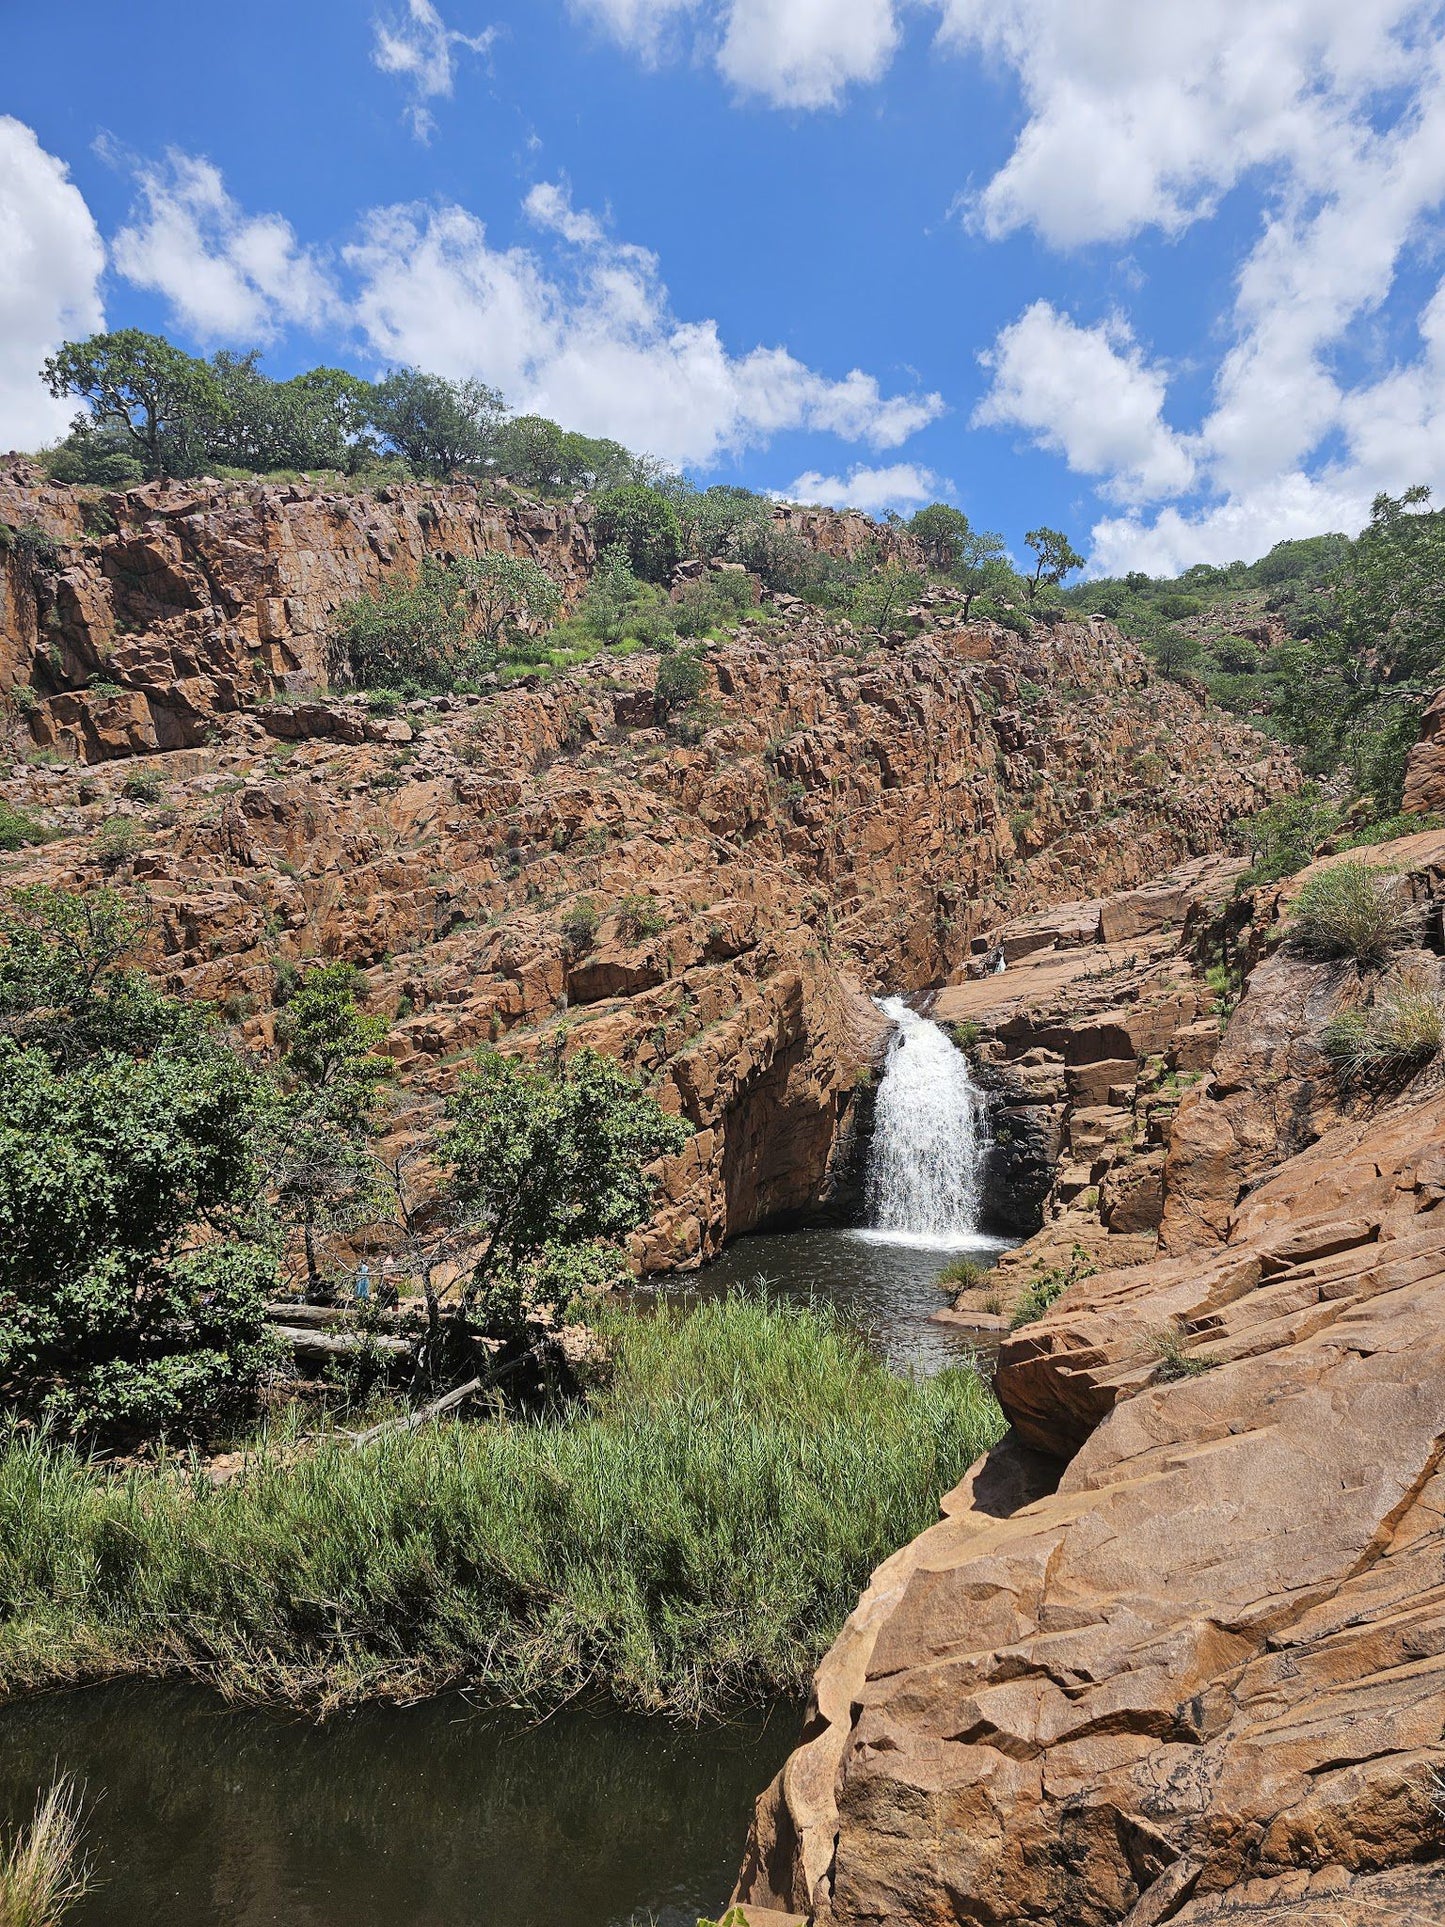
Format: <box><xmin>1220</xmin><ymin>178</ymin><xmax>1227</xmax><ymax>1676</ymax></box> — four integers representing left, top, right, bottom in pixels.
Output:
<box><xmin>737</xmin><ymin>823</ymin><xmax>1445</xmax><ymax>1927</ymax></box>
<box><xmin>0</xmin><ymin>468</ymin><xmax>1291</xmax><ymax>1270</ymax></box>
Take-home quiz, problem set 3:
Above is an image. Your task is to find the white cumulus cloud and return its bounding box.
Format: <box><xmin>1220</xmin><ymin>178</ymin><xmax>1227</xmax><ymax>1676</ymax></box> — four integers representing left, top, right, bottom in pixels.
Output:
<box><xmin>781</xmin><ymin>462</ymin><xmax>942</xmax><ymax>514</ymax></box>
<box><xmin>974</xmin><ymin>301</ymin><xmax>1194</xmax><ymax>503</ymax></box>
<box><xmin>570</xmin><ymin>0</ymin><xmax>899</xmax><ymax>106</ymax></box>
<box><xmin>717</xmin><ymin>0</ymin><xmax>899</xmax><ymax>108</ymax></box>
<box><xmin>0</xmin><ymin>119</ymin><xmax>106</xmax><ymax>450</ymax></box>
<box><xmin>372</xmin><ymin>0</ymin><xmax>496</xmax><ymax>141</ymax></box>
<box><xmin>112</xmin><ymin>151</ymin><xmax>338</xmax><ymax>343</ymax></box>
<box><xmin>345</xmin><ymin>189</ymin><xmax>943</xmax><ymax>466</ymax></box>
<box><xmin>947</xmin><ymin>2</ymin><xmax>1445</xmax><ymax>568</ymax></box>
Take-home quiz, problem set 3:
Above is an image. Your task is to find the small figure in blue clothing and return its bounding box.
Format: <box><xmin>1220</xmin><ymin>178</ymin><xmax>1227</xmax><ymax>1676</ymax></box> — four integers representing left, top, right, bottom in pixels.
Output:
<box><xmin>355</xmin><ymin>1260</ymin><xmax>371</xmax><ymax>1302</ymax></box>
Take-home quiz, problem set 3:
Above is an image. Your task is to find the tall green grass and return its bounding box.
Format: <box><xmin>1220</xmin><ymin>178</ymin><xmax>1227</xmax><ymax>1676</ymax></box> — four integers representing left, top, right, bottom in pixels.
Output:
<box><xmin>0</xmin><ymin>1298</ymin><xmax>1001</xmax><ymax>1719</ymax></box>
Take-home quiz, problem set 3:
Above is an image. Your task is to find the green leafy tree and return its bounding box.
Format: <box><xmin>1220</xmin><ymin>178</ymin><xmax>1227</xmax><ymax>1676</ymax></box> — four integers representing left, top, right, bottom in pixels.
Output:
<box><xmin>851</xmin><ymin>559</ymin><xmax>925</xmax><ymax>633</ymax></box>
<box><xmin>266</xmin><ymin>964</ymin><xmax>391</xmax><ymax>1297</ymax></box>
<box><xmin>907</xmin><ymin>503</ymin><xmax>972</xmax><ymax>571</ymax></box>
<box><xmin>578</xmin><ymin>542</ymin><xmax>646</xmax><ymax>643</ymax></box>
<box><xmin>592</xmin><ymin>485</ymin><xmax>683</xmax><ymax>583</ymax></box>
<box><xmin>41</xmin><ymin>330</ymin><xmax>225</xmax><ymax>479</ymax></box>
<box><xmin>335</xmin><ymin>557</ymin><xmax>487</xmax><ymax>691</ymax></box>
<box><xmin>439</xmin><ymin>1048</ymin><xmax>691</xmax><ymax>1339</ymax></box>
<box><xmin>207</xmin><ymin>354</ymin><xmax>376</xmax><ymax>473</ymax></box>
<box><xmin>654</xmin><ymin>648</ymin><xmax>707</xmax><ymax>720</ymax></box>
<box><xmin>369</xmin><ymin>367</ymin><xmax>505</xmax><ymax>476</ymax></box>
<box><xmin>0</xmin><ymin>886</ymin><xmax>277</xmax><ymax>1441</ymax></box>
<box><xmin>950</xmin><ymin>530</ymin><xmax>1012</xmax><ymax>619</ymax></box>
<box><xmin>684</xmin><ymin>485</ymin><xmax>773</xmax><ymax>561</ymax></box>
<box><xmin>457</xmin><ymin>552</ymin><xmax>562</xmax><ymax>642</ymax></box>
<box><xmin>497</xmin><ymin>415</ymin><xmax>567</xmax><ymax>490</ymax></box>
<box><xmin>1023</xmin><ymin>526</ymin><xmax>1085</xmax><ymax>602</ymax></box>
<box><xmin>560</xmin><ymin>431</ymin><xmax>654</xmax><ymax>491</ymax></box>
<box><xmin>40</xmin><ymin>422</ymin><xmax>146</xmax><ymax>486</ymax></box>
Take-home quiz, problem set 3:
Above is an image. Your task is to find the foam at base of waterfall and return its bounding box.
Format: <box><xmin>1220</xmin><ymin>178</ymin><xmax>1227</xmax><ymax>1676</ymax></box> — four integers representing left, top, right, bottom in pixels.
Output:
<box><xmin>864</xmin><ymin>996</ymin><xmax>991</xmax><ymax>1242</ymax></box>
<box><xmin>850</xmin><ymin>1227</ymin><xmax>1013</xmax><ymax>1254</ymax></box>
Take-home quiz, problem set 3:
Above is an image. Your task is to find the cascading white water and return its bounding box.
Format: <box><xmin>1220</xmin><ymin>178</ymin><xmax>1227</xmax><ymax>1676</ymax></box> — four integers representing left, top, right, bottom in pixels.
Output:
<box><xmin>863</xmin><ymin>996</ymin><xmax>990</xmax><ymax>1244</ymax></box>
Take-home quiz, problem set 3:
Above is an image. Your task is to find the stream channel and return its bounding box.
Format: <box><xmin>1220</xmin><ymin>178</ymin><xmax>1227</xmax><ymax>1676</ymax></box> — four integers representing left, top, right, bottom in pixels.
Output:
<box><xmin>0</xmin><ymin>999</ymin><xmax>1013</xmax><ymax>1927</ymax></box>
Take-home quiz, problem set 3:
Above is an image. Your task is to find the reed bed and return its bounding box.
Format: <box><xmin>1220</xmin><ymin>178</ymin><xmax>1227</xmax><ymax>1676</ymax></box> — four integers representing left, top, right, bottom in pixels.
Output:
<box><xmin>0</xmin><ymin>1297</ymin><xmax>1001</xmax><ymax>1719</ymax></box>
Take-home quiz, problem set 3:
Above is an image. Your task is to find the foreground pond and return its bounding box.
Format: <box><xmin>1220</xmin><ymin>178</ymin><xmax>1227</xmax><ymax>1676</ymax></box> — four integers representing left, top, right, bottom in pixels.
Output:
<box><xmin>0</xmin><ymin>1685</ymin><xmax>793</xmax><ymax>1927</ymax></box>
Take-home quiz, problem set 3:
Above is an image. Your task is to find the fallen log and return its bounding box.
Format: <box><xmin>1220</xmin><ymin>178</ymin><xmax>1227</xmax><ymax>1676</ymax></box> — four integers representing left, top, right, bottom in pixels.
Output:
<box><xmin>264</xmin><ymin>1301</ymin><xmax>413</xmax><ymax>1332</ymax></box>
<box><xmin>270</xmin><ymin>1325</ymin><xmax>414</xmax><ymax>1361</ymax></box>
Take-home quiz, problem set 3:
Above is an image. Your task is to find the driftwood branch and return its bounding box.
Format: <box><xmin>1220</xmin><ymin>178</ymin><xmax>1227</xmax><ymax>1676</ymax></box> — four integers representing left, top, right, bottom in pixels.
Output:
<box><xmin>348</xmin><ymin>1375</ymin><xmax>487</xmax><ymax>1449</ymax></box>
<box><xmin>347</xmin><ymin>1349</ymin><xmax>539</xmax><ymax>1449</ymax></box>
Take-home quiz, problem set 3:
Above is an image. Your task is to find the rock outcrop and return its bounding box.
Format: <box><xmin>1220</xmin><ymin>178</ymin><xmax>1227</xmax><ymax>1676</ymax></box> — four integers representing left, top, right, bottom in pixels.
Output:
<box><xmin>0</xmin><ymin>468</ymin><xmax>1292</xmax><ymax>1272</ymax></box>
<box><xmin>738</xmin><ymin>827</ymin><xmax>1445</xmax><ymax>1925</ymax></box>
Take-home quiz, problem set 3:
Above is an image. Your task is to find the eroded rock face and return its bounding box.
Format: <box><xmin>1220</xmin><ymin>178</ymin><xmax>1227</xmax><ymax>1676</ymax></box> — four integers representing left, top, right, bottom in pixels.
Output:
<box><xmin>0</xmin><ymin>472</ymin><xmax>1292</xmax><ymax>1267</ymax></box>
<box><xmin>737</xmin><ymin>826</ymin><xmax>1445</xmax><ymax>1926</ymax></box>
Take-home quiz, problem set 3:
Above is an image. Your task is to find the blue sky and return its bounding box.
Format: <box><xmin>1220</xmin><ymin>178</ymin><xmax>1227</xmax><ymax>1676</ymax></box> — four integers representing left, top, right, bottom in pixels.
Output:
<box><xmin>4</xmin><ymin>0</ymin><xmax>1445</xmax><ymax>573</ymax></box>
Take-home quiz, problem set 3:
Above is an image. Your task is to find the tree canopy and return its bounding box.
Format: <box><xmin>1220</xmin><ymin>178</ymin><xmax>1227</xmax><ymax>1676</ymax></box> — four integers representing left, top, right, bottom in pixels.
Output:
<box><xmin>0</xmin><ymin>886</ymin><xmax>278</xmax><ymax>1442</ymax></box>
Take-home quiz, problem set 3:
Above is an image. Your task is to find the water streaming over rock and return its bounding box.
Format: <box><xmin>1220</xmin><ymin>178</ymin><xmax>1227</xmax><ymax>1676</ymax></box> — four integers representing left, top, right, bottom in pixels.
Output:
<box><xmin>864</xmin><ymin>996</ymin><xmax>990</xmax><ymax>1244</ymax></box>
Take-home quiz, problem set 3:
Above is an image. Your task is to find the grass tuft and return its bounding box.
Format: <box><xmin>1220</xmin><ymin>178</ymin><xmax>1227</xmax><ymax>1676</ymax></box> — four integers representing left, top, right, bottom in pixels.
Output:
<box><xmin>0</xmin><ymin>1779</ymin><xmax>90</xmax><ymax>1927</ymax></box>
<box><xmin>1323</xmin><ymin>963</ymin><xmax>1445</xmax><ymax>1082</ymax></box>
<box><xmin>0</xmin><ymin>1297</ymin><xmax>1001</xmax><ymax>1720</ymax></box>
<box><xmin>934</xmin><ymin>1256</ymin><xmax>989</xmax><ymax>1293</ymax></box>
<box><xmin>1289</xmin><ymin>860</ymin><xmax>1410</xmax><ymax>966</ymax></box>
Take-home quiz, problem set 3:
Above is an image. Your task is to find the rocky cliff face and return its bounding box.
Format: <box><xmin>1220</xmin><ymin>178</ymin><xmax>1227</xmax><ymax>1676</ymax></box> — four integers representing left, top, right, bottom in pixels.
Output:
<box><xmin>0</xmin><ymin>465</ymin><xmax>596</xmax><ymax>759</ymax></box>
<box><xmin>0</xmin><ymin>471</ymin><xmax>1291</xmax><ymax>1273</ymax></box>
<box><xmin>738</xmin><ymin>822</ymin><xmax>1445</xmax><ymax>1927</ymax></box>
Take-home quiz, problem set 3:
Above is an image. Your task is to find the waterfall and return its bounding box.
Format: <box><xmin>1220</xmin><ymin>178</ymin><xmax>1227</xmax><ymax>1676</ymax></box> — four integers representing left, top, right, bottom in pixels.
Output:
<box><xmin>863</xmin><ymin>996</ymin><xmax>990</xmax><ymax>1245</ymax></box>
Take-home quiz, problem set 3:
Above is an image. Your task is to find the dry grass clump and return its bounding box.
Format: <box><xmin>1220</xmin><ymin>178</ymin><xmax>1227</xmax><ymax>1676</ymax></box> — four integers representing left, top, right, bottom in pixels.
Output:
<box><xmin>1323</xmin><ymin>963</ymin><xmax>1445</xmax><ymax>1082</ymax></box>
<box><xmin>1149</xmin><ymin>1322</ymin><xmax>1218</xmax><ymax>1383</ymax></box>
<box><xmin>0</xmin><ymin>1780</ymin><xmax>91</xmax><ymax>1927</ymax></box>
<box><xmin>1289</xmin><ymin>860</ymin><xmax>1411</xmax><ymax>966</ymax></box>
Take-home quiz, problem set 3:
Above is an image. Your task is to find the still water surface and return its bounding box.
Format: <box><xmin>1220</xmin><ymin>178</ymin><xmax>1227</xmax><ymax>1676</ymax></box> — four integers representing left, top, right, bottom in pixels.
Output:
<box><xmin>675</xmin><ymin>1223</ymin><xmax>1013</xmax><ymax>1373</ymax></box>
<box><xmin>0</xmin><ymin>1685</ymin><xmax>793</xmax><ymax>1927</ymax></box>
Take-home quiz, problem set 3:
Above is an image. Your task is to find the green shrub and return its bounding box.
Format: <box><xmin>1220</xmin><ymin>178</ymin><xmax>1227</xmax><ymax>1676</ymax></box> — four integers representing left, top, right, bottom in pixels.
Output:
<box><xmin>0</xmin><ymin>886</ymin><xmax>280</xmax><ymax>1444</ymax></box>
<box><xmin>615</xmin><ymin>892</ymin><xmax>665</xmax><ymax>944</ymax></box>
<box><xmin>1010</xmin><ymin>1246</ymin><xmax>1098</xmax><ymax>1328</ymax></box>
<box><xmin>592</xmin><ymin>485</ymin><xmax>683</xmax><ymax>584</ymax></box>
<box><xmin>334</xmin><ymin>557</ymin><xmax>495</xmax><ymax>691</ymax></box>
<box><xmin>561</xmin><ymin>895</ymin><xmax>600</xmax><ymax>956</ymax></box>
<box><xmin>0</xmin><ymin>801</ymin><xmax>54</xmax><ymax>853</ymax></box>
<box><xmin>120</xmin><ymin>768</ymin><xmax>163</xmax><ymax>804</ymax></box>
<box><xmin>1322</xmin><ymin>963</ymin><xmax>1445</xmax><ymax>1079</ymax></box>
<box><xmin>92</xmin><ymin>815</ymin><xmax>143</xmax><ymax>869</ymax></box>
<box><xmin>10</xmin><ymin>523</ymin><xmax>62</xmax><ymax>573</ymax></box>
<box><xmin>0</xmin><ymin>1297</ymin><xmax>1003</xmax><ymax>1716</ymax></box>
<box><xmin>1289</xmin><ymin>860</ymin><xmax>1409</xmax><ymax>965</ymax></box>
<box><xmin>1234</xmin><ymin>788</ymin><xmax>1343</xmax><ymax>885</ymax></box>
<box><xmin>654</xmin><ymin>649</ymin><xmax>706</xmax><ymax>720</ymax></box>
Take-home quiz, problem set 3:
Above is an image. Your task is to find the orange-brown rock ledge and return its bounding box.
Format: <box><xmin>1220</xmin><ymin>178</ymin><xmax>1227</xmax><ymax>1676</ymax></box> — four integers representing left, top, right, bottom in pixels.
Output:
<box><xmin>737</xmin><ymin>825</ymin><xmax>1445</xmax><ymax>1927</ymax></box>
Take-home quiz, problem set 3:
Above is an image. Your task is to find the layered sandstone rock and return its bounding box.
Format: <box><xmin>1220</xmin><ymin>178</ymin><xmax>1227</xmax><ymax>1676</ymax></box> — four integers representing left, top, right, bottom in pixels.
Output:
<box><xmin>0</xmin><ymin>497</ymin><xmax>1287</xmax><ymax>1271</ymax></box>
<box><xmin>737</xmin><ymin>828</ymin><xmax>1445</xmax><ymax>1927</ymax></box>
<box><xmin>0</xmin><ymin>471</ymin><xmax>1291</xmax><ymax>1269</ymax></box>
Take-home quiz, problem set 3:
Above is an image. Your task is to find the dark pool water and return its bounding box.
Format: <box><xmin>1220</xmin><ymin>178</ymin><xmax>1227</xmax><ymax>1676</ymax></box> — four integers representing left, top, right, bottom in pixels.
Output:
<box><xmin>656</xmin><ymin>1223</ymin><xmax>1015</xmax><ymax>1373</ymax></box>
<box><xmin>0</xmin><ymin>1227</ymin><xmax>1014</xmax><ymax>1924</ymax></box>
<box><xmin>0</xmin><ymin>1685</ymin><xmax>794</xmax><ymax>1927</ymax></box>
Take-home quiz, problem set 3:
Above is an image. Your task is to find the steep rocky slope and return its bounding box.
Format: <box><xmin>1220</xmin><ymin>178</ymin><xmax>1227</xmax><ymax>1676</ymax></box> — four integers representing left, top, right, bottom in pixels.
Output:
<box><xmin>737</xmin><ymin>822</ymin><xmax>1445</xmax><ymax>1927</ymax></box>
<box><xmin>0</xmin><ymin>470</ymin><xmax>1290</xmax><ymax>1273</ymax></box>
